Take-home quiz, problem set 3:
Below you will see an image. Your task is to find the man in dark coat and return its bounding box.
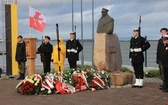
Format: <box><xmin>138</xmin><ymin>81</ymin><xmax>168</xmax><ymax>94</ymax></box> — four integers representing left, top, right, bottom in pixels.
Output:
<box><xmin>15</xmin><ymin>35</ymin><xmax>27</xmax><ymax>80</ymax></box>
<box><xmin>160</xmin><ymin>35</ymin><xmax>168</xmax><ymax>92</ymax></box>
<box><xmin>97</xmin><ymin>8</ymin><xmax>114</xmax><ymax>34</ymax></box>
<box><xmin>156</xmin><ymin>28</ymin><xmax>168</xmax><ymax>89</ymax></box>
<box><xmin>129</xmin><ymin>28</ymin><xmax>150</xmax><ymax>88</ymax></box>
<box><xmin>66</xmin><ymin>32</ymin><xmax>83</xmax><ymax>69</ymax></box>
<box><xmin>38</xmin><ymin>36</ymin><xmax>53</xmax><ymax>73</ymax></box>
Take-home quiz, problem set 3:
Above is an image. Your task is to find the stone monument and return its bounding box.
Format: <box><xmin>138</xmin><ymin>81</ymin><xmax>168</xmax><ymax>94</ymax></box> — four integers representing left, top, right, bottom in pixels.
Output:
<box><xmin>94</xmin><ymin>8</ymin><xmax>122</xmax><ymax>72</ymax></box>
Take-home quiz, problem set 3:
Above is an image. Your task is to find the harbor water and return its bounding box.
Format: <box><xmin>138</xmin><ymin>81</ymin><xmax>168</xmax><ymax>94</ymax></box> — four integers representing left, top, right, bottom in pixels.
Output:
<box><xmin>0</xmin><ymin>40</ymin><xmax>159</xmax><ymax>70</ymax></box>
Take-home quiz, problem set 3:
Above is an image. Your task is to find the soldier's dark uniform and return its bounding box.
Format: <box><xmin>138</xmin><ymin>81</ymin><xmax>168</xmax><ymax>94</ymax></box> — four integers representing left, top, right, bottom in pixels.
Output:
<box><xmin>66</xmin><ymin>39</ymin><xmax>83</xmax><ymax>69</ymax></box>
<box><xmin>129</xmin><ymin>34</ymin><xmax>150</xmax><ymax>87</ymax></box>
<box><xmin>38</xmin><ymin>36</ymin><xmax>53</xmax><ymax>73</ymax></box>
<box><xmin>160</xmin><ymin>35</ymin><xmax>168</xmax><ymax>92</ymax></box>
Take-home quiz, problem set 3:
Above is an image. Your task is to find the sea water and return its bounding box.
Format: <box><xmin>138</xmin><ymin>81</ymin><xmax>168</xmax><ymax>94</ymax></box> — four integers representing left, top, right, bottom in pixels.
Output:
<box><xmin>0</xmin><ymin>40</ymin><xmax>159</xmax><ymax>70</ymax></box>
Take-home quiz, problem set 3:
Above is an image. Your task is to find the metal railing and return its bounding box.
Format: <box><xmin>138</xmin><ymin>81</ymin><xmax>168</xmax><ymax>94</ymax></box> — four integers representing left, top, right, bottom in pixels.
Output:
<box><xmin>0</xmin><ymin>35</ymin><xmax>160</xmax><ymax>73</ymax></box>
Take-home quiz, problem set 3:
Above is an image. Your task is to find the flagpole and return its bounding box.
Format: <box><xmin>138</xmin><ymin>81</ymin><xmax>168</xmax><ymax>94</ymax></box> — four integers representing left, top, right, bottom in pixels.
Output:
<box><xmin>28</xmin><ymin>0</ymin><xmax>32</xmax><ymax>37</ymax></box>
<box><xmin>72</xmin><ymin>0</ymin><xmax>74</xmax><ymax>31</ymax></box>
<box><xmin>92</xmin><ymin>0</ymin><xmax>94</xmax><ymax>68</ymax></box>
<box><xmin>1</xmin><ymin>0</ymin><xmax>6</xmax><ymax>73</ymax></box>
<box><xmin>14</xmin><ymin>0</ymin><xmax>17</xmax><ymax>4</ymax></box>
<box><xmin>81</xmin><ymin>0</ymin><xmax>84</xmax><ymax>67</ymax></box>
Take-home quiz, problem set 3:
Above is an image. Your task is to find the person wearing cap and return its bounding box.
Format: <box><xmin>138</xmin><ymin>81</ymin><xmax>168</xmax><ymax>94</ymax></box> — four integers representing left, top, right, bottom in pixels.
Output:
<box><xmin>37</xmin><ymin>36</ymin><xmax>53</xmax><ymax>73</ymax></box>
<box><xmin>156</xmin><ymin>28</ymin><xmax>168</xmax><ymax>90</ymax></box>
<box><xmin>66</xmin><ymin>32</ymin><xmax>83</xmax><ymax>69</ymax></box>
<box><xmin>97</xmin><ymin>8</ymin><xmax>114</xmax><ymax>34</ymax></box>
<box><xmin>15</xmin><ymin>35</ymin><xmax>27</xmax><ymax>80</ymax></box>
<box><xmin>160</xmin><ymin>35</ymin><xmax>168</xmax><ymax>92</ymax></box>
<box><xmin>129</xmin><ymin>28</ymin><xmax>150</xmax><ymax>88</ymax></box>
<box><xmin>51</xmin><ymin>38</ymin><xmax>66</xmax><ymax>72</ymax></box>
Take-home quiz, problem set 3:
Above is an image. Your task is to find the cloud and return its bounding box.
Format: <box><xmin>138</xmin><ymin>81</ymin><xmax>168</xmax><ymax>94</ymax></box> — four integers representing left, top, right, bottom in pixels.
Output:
<box><xmin>1</xmin><ymin>0</ymin><xmax>168</xmax><ymax>39</ymax></box>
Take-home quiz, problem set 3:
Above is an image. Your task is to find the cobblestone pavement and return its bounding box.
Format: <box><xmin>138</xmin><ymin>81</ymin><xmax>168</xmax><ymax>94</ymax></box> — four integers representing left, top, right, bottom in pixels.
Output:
<box><xmin>0</xmin><ymin>78</ymin><xmax>168</xmax><ymax>105</ymax></box>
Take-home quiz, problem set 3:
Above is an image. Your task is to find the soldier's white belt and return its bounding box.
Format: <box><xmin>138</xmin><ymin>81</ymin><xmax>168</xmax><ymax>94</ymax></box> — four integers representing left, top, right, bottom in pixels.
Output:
<box><xmin>67</xmin><ymin>49</ymin><xmax>77</xmax><ymax>53</ymax></box>
<box><xmin>130</xmin><ymin>48</ymin><xmax>142</xmax><ymax>52</ymax></box>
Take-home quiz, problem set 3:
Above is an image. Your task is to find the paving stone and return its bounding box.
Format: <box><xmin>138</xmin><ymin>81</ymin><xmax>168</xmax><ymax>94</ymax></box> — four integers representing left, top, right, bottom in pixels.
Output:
<box><xmin>0</xmin><ymin>79</ymin><xmax>167</xmax><ymax>105</ymax></box>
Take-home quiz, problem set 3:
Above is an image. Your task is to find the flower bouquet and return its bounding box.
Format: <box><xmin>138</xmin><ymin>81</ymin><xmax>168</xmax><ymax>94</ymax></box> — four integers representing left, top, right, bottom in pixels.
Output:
<box><xmin>16</xmin><ymin>74</ymin><xmax>41</xmax><ymax>95</ymax></box>
<box><xmin>73</xmin><ymin>71</ymin><xmax>88</xmax><ymax>91</ymax></box>
<box><xmin>16</xmin><ymin>66</ymin><xmax>111</xmax><ymax>95</ymax></box>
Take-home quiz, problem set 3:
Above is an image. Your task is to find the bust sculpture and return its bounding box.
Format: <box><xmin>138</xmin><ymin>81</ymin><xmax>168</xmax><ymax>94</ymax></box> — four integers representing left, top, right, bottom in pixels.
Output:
<box><xmin>97</xmin><ymin>8</ymin><xmax>114</xmax><ymax>34</ymax></box>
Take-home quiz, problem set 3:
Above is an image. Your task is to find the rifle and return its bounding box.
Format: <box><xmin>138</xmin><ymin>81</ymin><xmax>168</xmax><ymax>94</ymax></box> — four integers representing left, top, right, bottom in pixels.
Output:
<box><xmin>56</xmin><ymin>23</ymin><xmax>61</xmax><ymax>72</ymax></box>
<box><xmin>138</xmin><ymin>15</ymin><xmax>141</xmax><ymax>36</ymax></box>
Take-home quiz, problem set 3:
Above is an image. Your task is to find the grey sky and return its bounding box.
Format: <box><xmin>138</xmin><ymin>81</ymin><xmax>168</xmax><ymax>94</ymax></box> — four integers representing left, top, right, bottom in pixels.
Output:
<box><xmin>0</xmin><ymin>0</ymin><xmax>168</xmax><ymax>39</ymax></box>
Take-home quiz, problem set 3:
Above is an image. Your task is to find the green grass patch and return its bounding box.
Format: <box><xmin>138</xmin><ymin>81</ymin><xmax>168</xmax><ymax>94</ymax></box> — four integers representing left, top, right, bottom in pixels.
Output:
<box><xmin>144</xmin><ymin>70</ymin><xmax>160</xmax><ymax>78</ymax></box>
<box><xmin>119</xmin><ymin>67</ymin><xmax>133</xmax><ymax>73</ymax></box>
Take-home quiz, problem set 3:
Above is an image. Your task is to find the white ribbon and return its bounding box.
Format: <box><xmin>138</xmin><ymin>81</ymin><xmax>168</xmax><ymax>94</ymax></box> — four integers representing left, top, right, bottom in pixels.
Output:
<box><xmin>92</xmin><ymin>74</ymin><xmax>105</xmax><ymax>89</ymax></box>
<box><xmin>81</xmin><ymin>71</ymin><xmax>89</xmax><ymax>87</ymax></box>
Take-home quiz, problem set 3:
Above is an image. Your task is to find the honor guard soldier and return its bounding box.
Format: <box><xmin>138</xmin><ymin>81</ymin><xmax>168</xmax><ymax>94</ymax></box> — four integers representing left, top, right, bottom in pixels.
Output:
<box><xmin>160</xmin><ymin>35</ymin><xmax>168</xmax><ymax>92</ymax></box>
<box><xmin>66</xmin><ymin>32</ymin><xmax>83</xmax><ymax>69</ymax></box>
<box><xmin>38</xmin><ymin>36</ymin><xmax>53</xmax><ymax>73</ymax></box>
<box><xmin>129</xmin><ymin>28</ymin><xmax>150</xmax><ymax>88</ymax></box>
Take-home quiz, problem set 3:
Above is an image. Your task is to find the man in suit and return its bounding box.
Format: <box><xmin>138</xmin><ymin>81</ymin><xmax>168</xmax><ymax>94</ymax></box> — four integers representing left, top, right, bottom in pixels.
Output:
<box><xmin>15</xmin><ymin>35</ymin><xmax>27</xmax><ymax>80</ymax></box>
<box><xmin>129</xmin><ymin>28</ymin><xmax>150</xmax><ymax>88</ymax></box>
<box><xmin>38</xmin><ymin>36</ymin><xmax>53</xmax><ymax>73</ymax></box>
<box><xmin>156</xmin><ymin>28</ymin><xmax>168</xmax><ymax>90</ymax></box>
<box><xmin>160</xmin><ymin>35</ymin><xmax>168</xmax><ymax>92</ymax></box>
<box><xmin>66</xmin><ymin>32</ymin><xmax>83</xmax><ymax>69</ymax></box>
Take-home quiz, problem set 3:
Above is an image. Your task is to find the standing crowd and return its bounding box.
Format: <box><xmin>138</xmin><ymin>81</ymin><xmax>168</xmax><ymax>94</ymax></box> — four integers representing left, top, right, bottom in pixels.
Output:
<box><xmin>129</xmin><ymin>27</ymin><xmax>168</xmax><ymax>93</ymax></box>
<box><xmin>15</xmin><ymin>28</ymin><xmax>168</xmax><ymax>93</ymax></box>
<box><xmin>15</xmin><ymin>32</ymin><xmax>83</xmax><ymax>80</ymax></box>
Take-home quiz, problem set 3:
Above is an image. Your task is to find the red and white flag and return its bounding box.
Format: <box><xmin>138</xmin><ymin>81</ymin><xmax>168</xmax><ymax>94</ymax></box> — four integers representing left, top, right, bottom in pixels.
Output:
<box><xmin>29</xmin><ymin>6</ymin><xmax>46</xmax><ymax>32</ymax></box>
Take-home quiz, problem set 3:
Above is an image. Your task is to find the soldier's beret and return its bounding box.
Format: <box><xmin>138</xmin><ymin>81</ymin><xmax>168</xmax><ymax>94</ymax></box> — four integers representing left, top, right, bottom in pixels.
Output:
<box><xmin>101</xmin><ymin>8</ymin><xmax>109</xmax><ymax>12</ymax></box>
<box><xmin>45</xmin><ymin>36</ymin><xmax>50</xmax><ymax>40</ymax></box>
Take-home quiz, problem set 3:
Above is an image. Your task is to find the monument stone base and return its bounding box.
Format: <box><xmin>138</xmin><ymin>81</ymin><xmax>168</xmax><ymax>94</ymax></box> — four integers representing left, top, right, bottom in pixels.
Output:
<box><xmin>110</xmin><ymin>72</ymin><xmax>133</xmax><ymax>86</ymax></box>
<box><xmin>94</xmin><ymin>33</ymin><xmax>122</xmax><ymax>72</ymax></box>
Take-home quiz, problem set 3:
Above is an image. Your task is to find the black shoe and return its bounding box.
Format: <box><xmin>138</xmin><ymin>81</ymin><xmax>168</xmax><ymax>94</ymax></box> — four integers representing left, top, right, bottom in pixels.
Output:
<box><xmin>138</xmin><ymin>86</ymin><xmax>143</xmax><ymax>88</ymax></box>
<box><xmin>162</xmin><ymin>88</ymin><xmax>168</xmax><ymax>92</ymax></box>
<box><xmin>17</xmin><ymin>77</ymin><xmax>21</xmax><ymax>80</ymax></box>
<box><xmin>20</xmin><ymin>74</ymin><xmax>25</xmax><ymax>80</ymax></box>
<box><xmin>132</xmin><ymin>85</ymin><xmax>139</xmax><ymax>88</ymax></box>
<box><xmin>160</xmin><ymin>84</ymin><xmax>166</xmax><ymax>90</ymax></box>
<box><xmin>159</xmin><ymin>87</ymin><xmax>163</xmax><ymax>90</ymax></box>
<box><xmin>17</xmin><ymin>73</ymin><xmax>21</xmax><ymax>80</ymax></box>
<box><xmin>160</xmin><ymin>84</ymin><xmax>163</xmax><ymax>87</ymax></box>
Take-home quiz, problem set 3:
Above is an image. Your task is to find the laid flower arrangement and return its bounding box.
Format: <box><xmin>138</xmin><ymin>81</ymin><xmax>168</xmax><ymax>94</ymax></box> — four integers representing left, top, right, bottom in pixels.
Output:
<box><xmin>16</xmin><ymin>74</ymin><xmax>42</xmax><ymax>95</ymax></box>
<box><xmin>16</xmin><ymin>66</ymin><xmax>110</xmax><ymax>95</ymax></box>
